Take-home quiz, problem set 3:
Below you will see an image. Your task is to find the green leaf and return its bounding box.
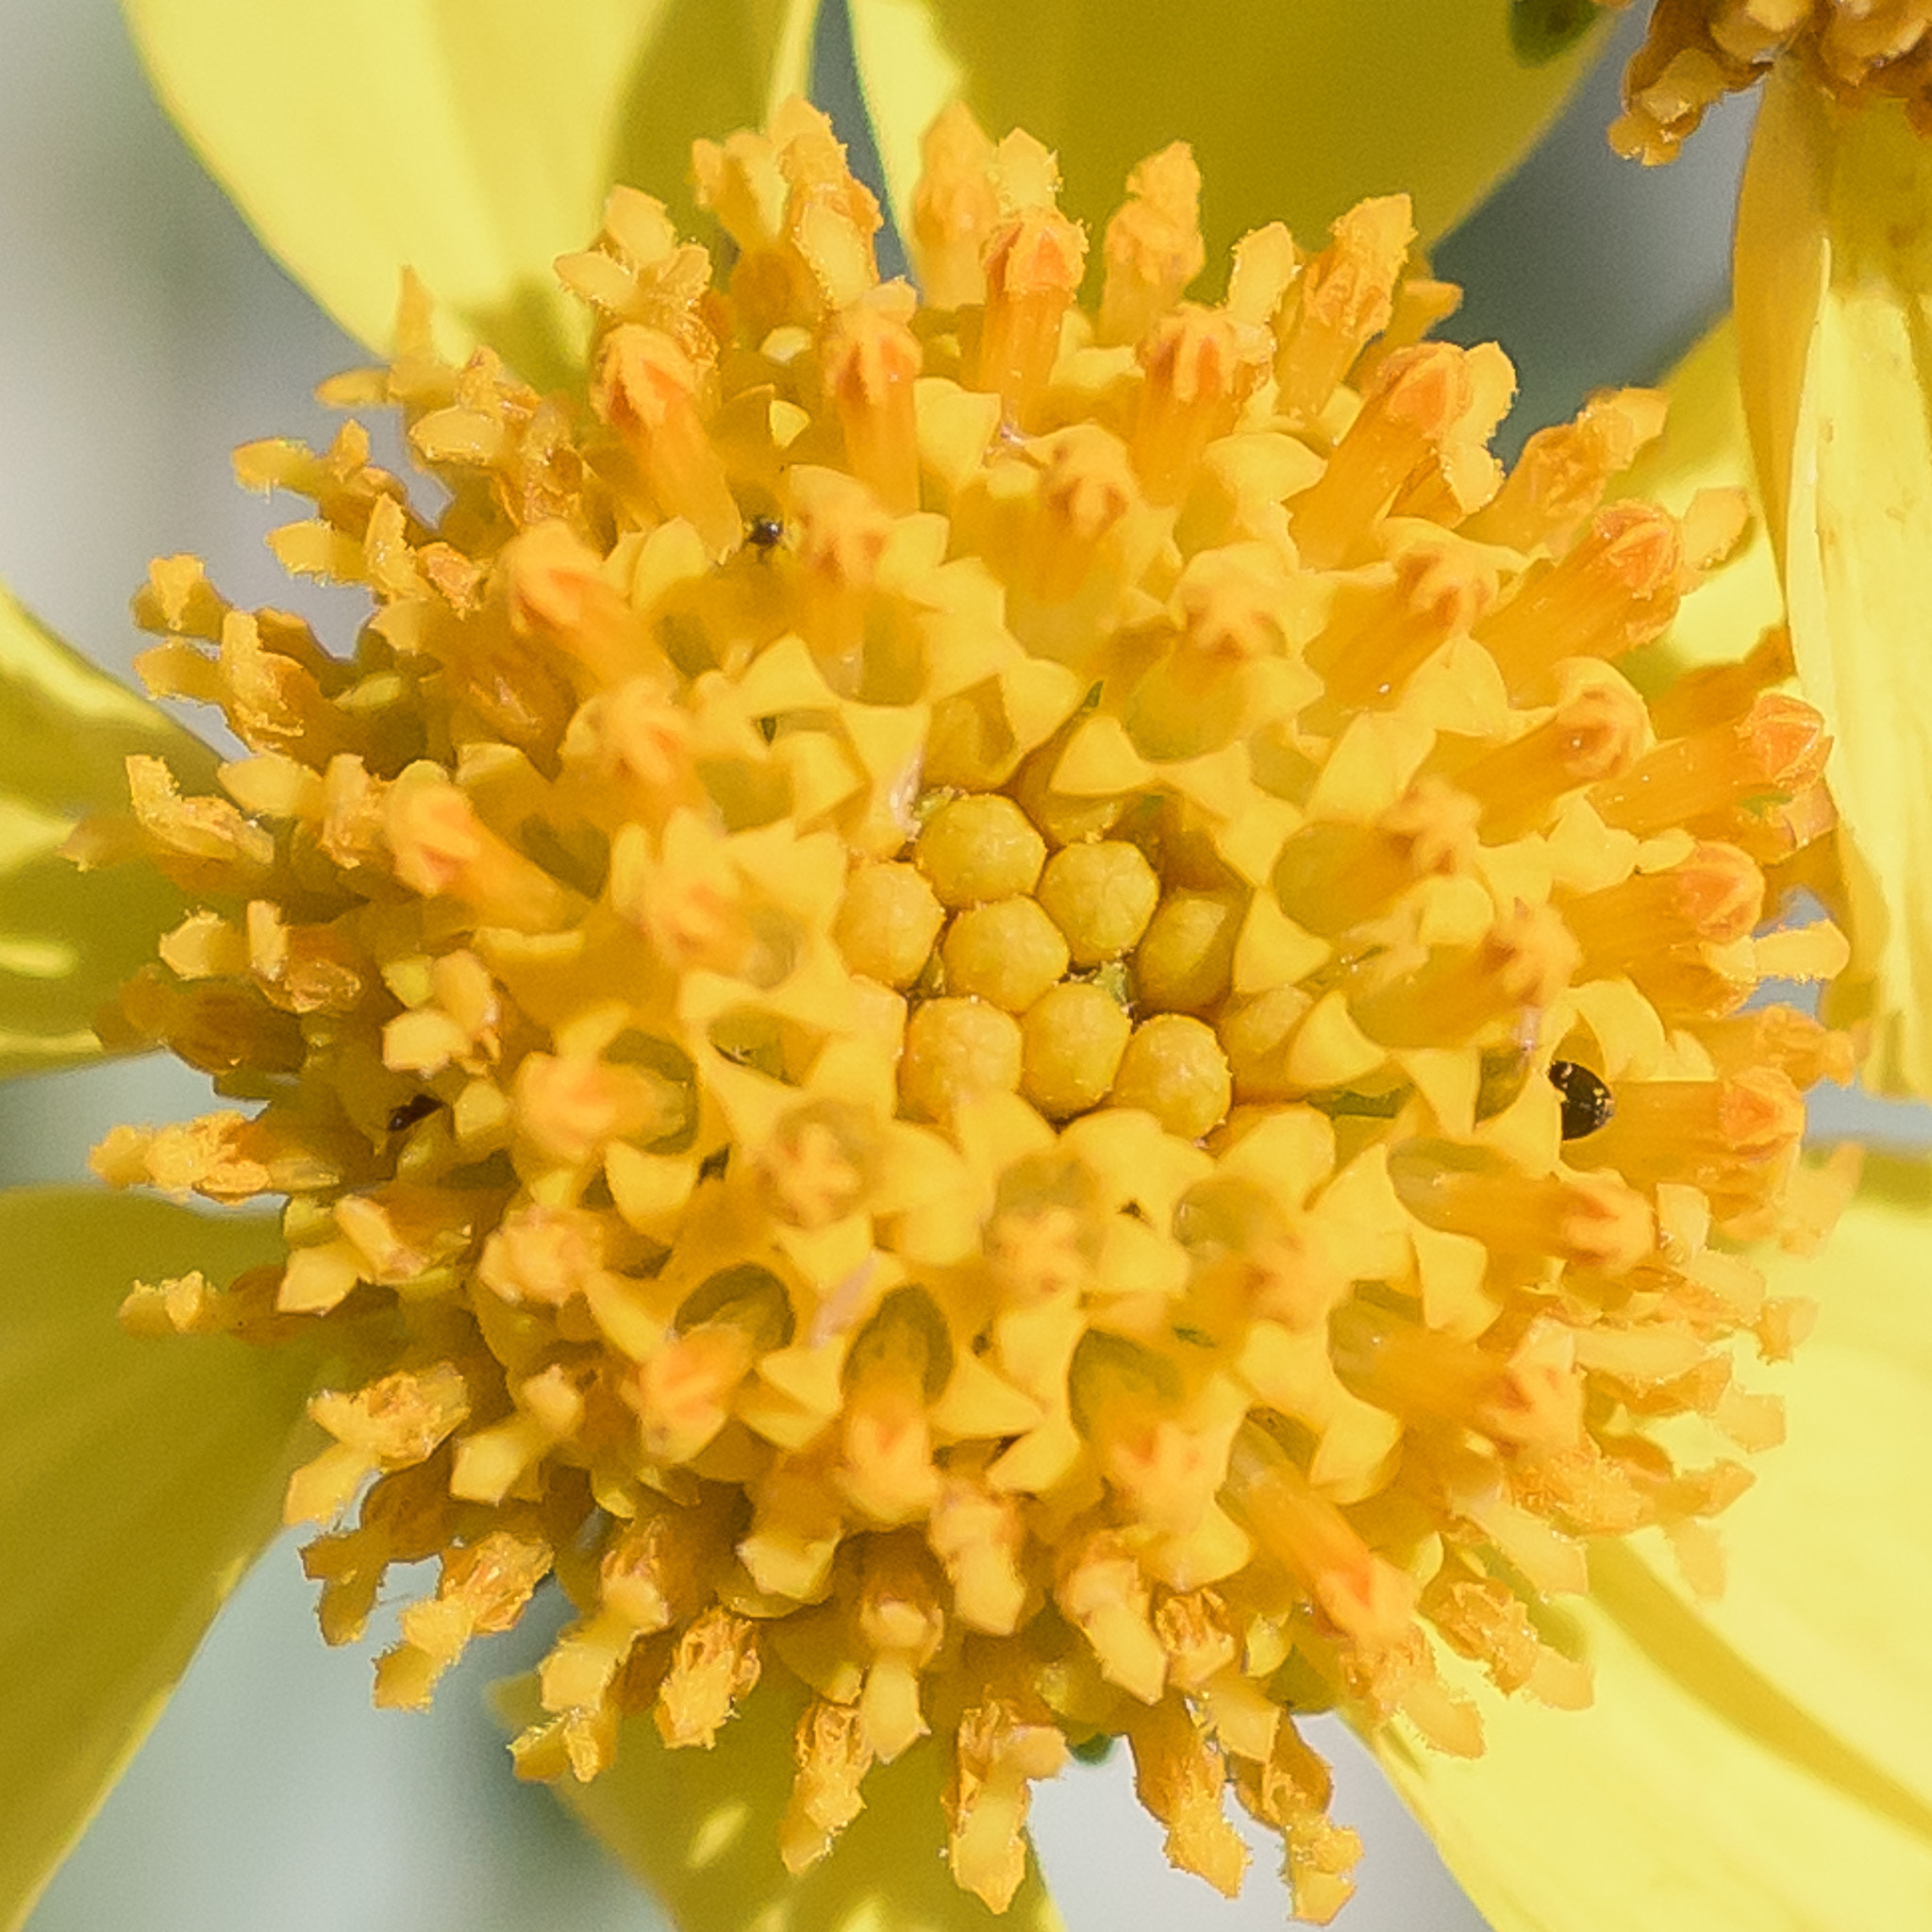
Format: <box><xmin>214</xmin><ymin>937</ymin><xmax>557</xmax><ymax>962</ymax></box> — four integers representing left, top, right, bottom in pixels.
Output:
<box><xmin>0</xmin><ymin>583</ymin><xmax>208</xmax><ymax>1081</ymax></box>
<box><xmin>0</xmin><ymin>1188</ymin><xmax>312</xmax><ymax>1932</ymax></box>
<box><xmin>503</xmin><ymin>1668</ymin><xmax>1069</xmax><ymax>1932</ymax></box>
<box><xmin>848</xmin><ymin>0</ymin><xmax>1609</xmax><ymax>274</ymax></box>
<box><xmin>1379</xmin><ymin>1179</ymin><xmax>1932</xmax><ymax>1928</ymax></box>
<box><xmin>1734</xmin><ymin>71</ymin><xmax>1932</xmax><ymax>1095</ymax></box>
<box><xmin>123</xmin><ymin>0</ymin><xmax>822</xmax><ymax>388</ymax></box>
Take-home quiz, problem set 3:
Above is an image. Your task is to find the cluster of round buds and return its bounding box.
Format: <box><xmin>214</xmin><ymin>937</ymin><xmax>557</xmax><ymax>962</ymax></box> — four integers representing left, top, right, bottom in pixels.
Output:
<box><xmin>83</xmin><ymin>96</ymin><xmax>1856</xmax><ymax>1924</ymax></box>
<box><xmin>1605</xmin><ymin>0</ymin><xmax>1932</xmax><ymax>158</ymax></box>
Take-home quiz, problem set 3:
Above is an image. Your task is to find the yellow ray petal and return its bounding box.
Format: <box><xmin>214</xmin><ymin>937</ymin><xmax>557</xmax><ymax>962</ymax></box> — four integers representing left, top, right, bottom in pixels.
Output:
<box><xmin>848</xmin><ymin>0</ymin><xmax>1607</xmax><ymax>267</ymax></box>
<box><xmin>0</xmin><ymin>1187</ymin><xmax>313</xmax><ymax>1932</ymax></box>
<box><xmin>1378</xmin><ymin>1176</ymin><xmax>1932</xmax><ymax>1929</ymax></box>
<box><xmin>1618</xmin><ymin>321</ymin><xmax>1783</xmax><ymax>678</ymax></box>
<box><xmin>0</xmin><ymin>584</ymin><xmax>209</xmax><ymax>1080</ymax></box>
<box><xmin>1734</xmin><ymin>69</ymin><xmax>1932</xmax><ymax>1094</ymax></box>
<box><xmin>123</xmin><ymin>0</ymin><xmax>820</xmax><ymax>387</ymax></box>
<box><xmin>502</xmin><ymin>1669</ymin><xmax>1069</xmax><ymax>1932</ymax></box>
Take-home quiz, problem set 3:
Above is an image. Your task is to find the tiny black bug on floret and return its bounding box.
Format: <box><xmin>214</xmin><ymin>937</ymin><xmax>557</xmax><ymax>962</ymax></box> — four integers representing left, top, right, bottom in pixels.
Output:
<box><xmin>387</xmin><ymin>1092</ymin><xmax>444</xmax><ymax>1133</ymax></box>
<box><xmin>1547</xmin><ymin>1060</ymin><xmax>1615</xmax><ymax>1141</ymax></box>
<box><xmin>745</xmin><ymin>515</ymin><xmax>784</xmax><ymax>552</ymax></box>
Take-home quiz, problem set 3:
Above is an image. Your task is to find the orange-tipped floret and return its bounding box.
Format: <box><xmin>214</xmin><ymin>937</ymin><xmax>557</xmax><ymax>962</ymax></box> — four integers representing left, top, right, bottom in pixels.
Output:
<box><xmin>1607</xmin><ymin>0</ymin><xmax>1932</xmax><ymax>160</ymax></box>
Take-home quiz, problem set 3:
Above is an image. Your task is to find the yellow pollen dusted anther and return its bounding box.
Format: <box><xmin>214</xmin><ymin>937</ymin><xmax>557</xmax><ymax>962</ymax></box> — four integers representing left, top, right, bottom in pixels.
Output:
<box><xmin>593</xmin><ymin>325</ymin><xmax>742</xmax><ymax>561</ymax></box>
<box><xmin>1127</xmin><ymin>1694</ymin><xmax>1251</xmax><ymax>1898</ymax></box>
<box><xmin>82</xmin><ymin>95</ymin><xmax>1856</xmax><ymax>1923</ymax></box>
<box><xmin>375</xmin><ymin>1524</ymin><xmax>554</xmax><ymax>1708</ymax></box>
<box><xmin>1484</xmin><ymin>500</ymin><xmax>1686</xmax><ymax>688</ymax></box>
<box><xmin>1471</xmin><ymin>384</ymin><xmax>1668</xmax><ymax>550</ymax></box>
<box><xmin>1292</xmin><ymin>342</ymin><xmax>1481</xmax><ymax>570</ymax></box>
<box><xmin>1305</xmin><ymin>538</ymin><xmax>1498</xmax><ymax>713</ymax></box>
<box><xmin>908</xmin><ymin>102</ymin><xmax>1001</xmax><ymax>308</ymax></box>
<box><xmin>284</xmin><ymin>1362</ymin><xmax>472</xmax><ymax>1525</ymax></box>
<box><xmin>781</xmin><ymin>1698</ymin><xmax>874</xmax><ymax>1874</ymax></box>
<box><xmin>1456</xmin><ymin>668</ymin><xmax>1648</xmax><ymax>833</ymax></box>
<box><xmin>787</xmin><ymin>465</ymin><xmax>897</xmax><ymax>691</ymax></box>
<box><xmin>503</xmin><ymin>520</ymin><xmax>658</xmax><ymax>688</ymax></box>
<box><xmin>656</xmin><ymin>1607</ymin><xmax>762</xmax><ymax>1749</ymax></box>
<box><xmin>1591</xmin><ymin>690</ymin><xmax>1832</xmax><ymax>836</ymax></box>
<box><xmin>1392</xmin><ymin>1145</ymin><xmax>1656</xmax><ymax>1275</ymax></box>
<box><xmin>948</xmin><ymin>1691</ymin><xmax>1071</xmax><ymax>1908</ymax></box>
<box><xmin>822</xmin><ymin>296</ymin><xmax>924</xmax><ymax>516</ymax></box>
<box><xmin>1133</xmin><ymin>308</ymin><xmax>1267</xmax><ymax>507</ymax></box>
<box><xmin>1225</xmin><ymin>1426</ymin><xmax>1418</xmax><ymax>1650</ymax></box>
<box><xmin>691</xmin><ymin>98</ymin><xmax>883</xmax><ymax>331</ymax></box>
<box><xmin>1099</xmin><ymin>142</ymin><xmax>1208</xmax><ymax>348</ymax></box>
<box><xmin>385</xmin><ymin>766</ymin><xmax>578</xmax><ymax>932</ymax></box>
<box><xmin>1274</xmin><ymin>194</ymin><xmax>1414</xmax><ymax>425</ymax></box>
<box><xmin>1607</xmin><ymin>0</ymin><xmax>1932</xmax><ymax>158</ymax></box>
<box><xmin>974</xmin><ymin>201</ymin><xmax>1090</xmax><ymax>431</ymax></box>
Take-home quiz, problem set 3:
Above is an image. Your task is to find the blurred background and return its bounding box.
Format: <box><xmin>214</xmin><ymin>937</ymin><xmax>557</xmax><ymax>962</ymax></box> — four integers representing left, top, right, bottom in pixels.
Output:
<box><xmin>0</xmin><ymin>2</ymin><xmax>1759</xmax><ymax>1926</ymax></box>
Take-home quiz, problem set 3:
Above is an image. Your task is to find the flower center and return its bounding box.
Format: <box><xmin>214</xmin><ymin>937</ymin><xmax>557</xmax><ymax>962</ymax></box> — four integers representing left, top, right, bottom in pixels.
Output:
<box><xmin>85</xmin><ymin>95</ymin><xmax>1854</xmax><ymax>1924</ymax></box>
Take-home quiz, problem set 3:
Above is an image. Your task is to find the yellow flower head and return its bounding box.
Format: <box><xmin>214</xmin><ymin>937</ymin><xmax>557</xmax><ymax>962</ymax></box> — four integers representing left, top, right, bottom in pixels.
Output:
<box><xmin>1607</xmin><ymin>0</ymin><xmax>1932</xmax><ymax>159</ymax></box>
<box><xmin>77</xmin><ymin>96</ymin><xmax>1856</xmax><ymax>1925</ymax></box>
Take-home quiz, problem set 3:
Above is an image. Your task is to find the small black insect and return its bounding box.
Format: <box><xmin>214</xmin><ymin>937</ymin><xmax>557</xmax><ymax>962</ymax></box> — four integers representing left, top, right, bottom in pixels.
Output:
<box><xmin>745</xmin><ymin>514</ymin><xmax>784</xmax><ymax>552</ymax></box>
<box><xmin>1547</xmin><ymin>1060</ymin><xmax>1615</xmax><ymax>1141</ymax></box>
<box><xmin>387</xmin><ymin>1092</ymin><xmax>444</xmax><ymax>1133</ymax></box>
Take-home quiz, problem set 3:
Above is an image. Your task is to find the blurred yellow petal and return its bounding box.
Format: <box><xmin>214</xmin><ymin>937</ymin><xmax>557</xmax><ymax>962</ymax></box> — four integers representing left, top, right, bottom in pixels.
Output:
<box><xmin>848</xmin><ymin>0</ymin><xmax>1607</xmax><ymax>267</ymax></box>
<box><xmin>0</xmin><ymin>1188</ymin><xmax>313</xmax><ymax>1932</ymax></box>
<box><xmin>1684</xmin><ymin>1161</ymin><xmax>1932</xmax><ymax>1829</ymax></box>
<box><xmin>1734</xmin><ymin>68</ymin><xmax>1932</xmax><ymax>1093</ymax></box>
<box><xmin>0</xmin><ymin>584</ymin><xmax>208</xmax><ymax>1079</ymax></box>
<box><xmin>1379</xmin><ymin>1176</ymin><xmax>1932</xmax><ymax>1929</ymax></box>
<box><xmin>1619</xmin><ymin>321</ymin><xmax>1782</xmax><ymax>676</ymax></box>
<box><xmin>503</xmin><ymin>1670</ymin><xmax>1067</xmax><ymax>1932</ymax></box>
<box><xmin>123</xmin><ymin>0</ymin><xmax>820</xmax><ymax>387</ymax></box>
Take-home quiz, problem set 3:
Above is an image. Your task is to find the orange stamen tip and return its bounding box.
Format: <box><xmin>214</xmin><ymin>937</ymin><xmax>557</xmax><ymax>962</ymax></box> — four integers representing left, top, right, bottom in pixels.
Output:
<box><xmin>1719</xmin><ymin>1066</ymin><xmax>1807</xmax><ymax>1162</ymax></box>
<box><xmin>1131</xmin><ymin>307</ymin><xmax>1267</xmax><ymax>504</ymax></box>
<box><xmin>983</xmin><ymin>208</ymin><xmax>1088</xmax><ymax>303</ymax></box>
<box><xmin>594</xmin><ymin>324</ymin><xmax>707</xmax><ymax>428</ymax></box>
<box><xmin>1550</xmin><ymin>675</ymin><xmax>1649</xmax><ymax>777</ymax></box>
<box><xmin>1593</xmin><ymin>498</ymin><xmax>1683</xmax><ymax>588</ymax></box>
<box><xmin>1374</xmin><ymin>341</ymin><xmax>1474</xmax><ymax>434</ymax></box>
<box><xmin>1740</xmin><ymin>691</ymin><xmax>1831</xmax><ymax>788</ymax></box>
<box><xmin>1670</xmin><ymin>842</ymin><xmax>1766</xmax><ymax>941</ymax></box>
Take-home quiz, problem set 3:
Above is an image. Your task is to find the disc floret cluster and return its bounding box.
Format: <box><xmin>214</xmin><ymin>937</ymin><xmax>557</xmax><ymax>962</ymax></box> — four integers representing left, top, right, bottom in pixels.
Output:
<box><xmin>85</xmin><ymin>98</ymin><xmax>1853</xmax><ymax>1924</ymax></box>
<box><xmin>1606</xmin><ymin>0</ymin><xmax>1932</xmax><ymax>158</ymax></box>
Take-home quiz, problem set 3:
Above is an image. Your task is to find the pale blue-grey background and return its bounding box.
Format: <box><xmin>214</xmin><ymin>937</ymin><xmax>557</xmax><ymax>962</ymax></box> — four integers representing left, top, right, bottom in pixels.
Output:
<box><xmin>1</xmin><ymin>4</ymin><xmax>1759</xmax><ymax>1927</ymax></box>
